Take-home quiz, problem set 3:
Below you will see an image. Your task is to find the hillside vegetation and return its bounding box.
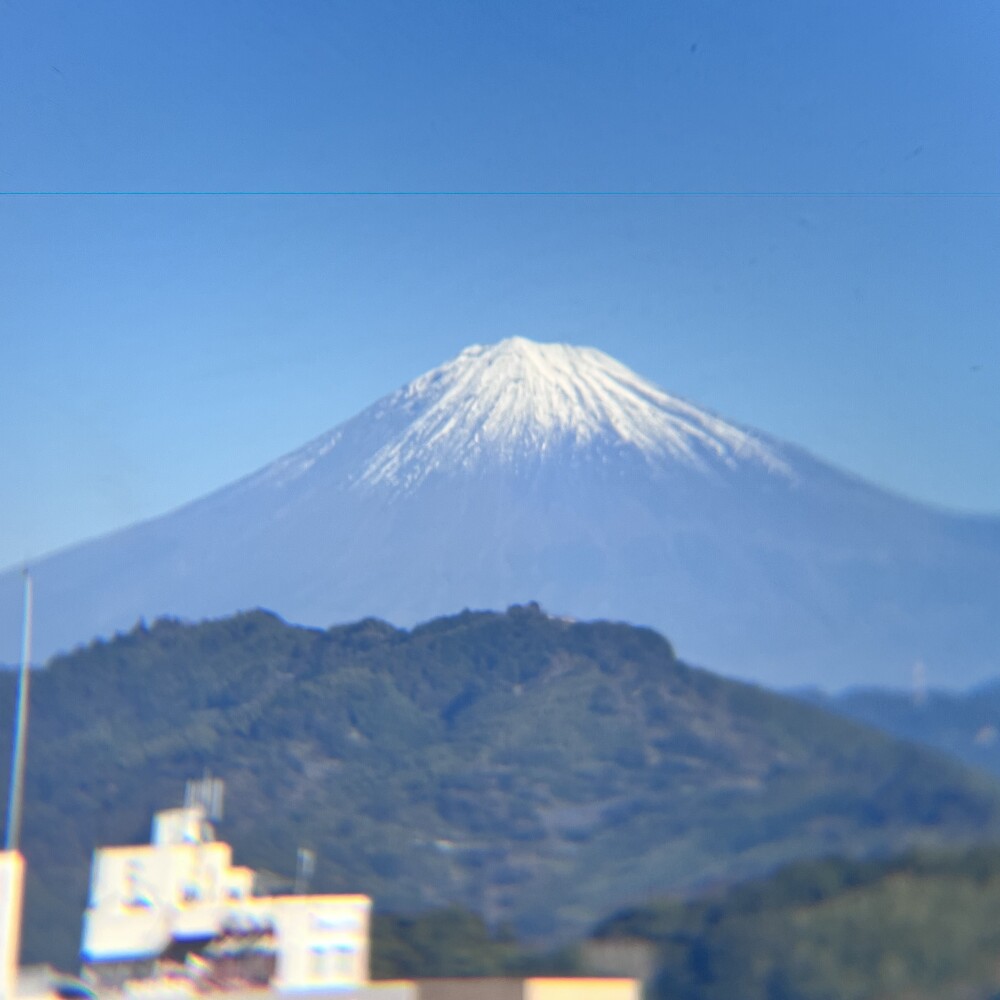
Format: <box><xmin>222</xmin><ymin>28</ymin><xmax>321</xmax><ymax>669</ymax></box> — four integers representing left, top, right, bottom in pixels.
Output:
<box><xmin>368</xmin><ymin>847</ymin><xmax>1000</xmax><ymax>998</ymax></box>
<box><xmin>597</xmin><ymin>847</ymin><xmax>1000</xmax><ymax>1000</ymax></box>
<box><xmin>3</xmin><ymin>605</ymin><xmax>1000</xmax><ymax>970</ymax></box>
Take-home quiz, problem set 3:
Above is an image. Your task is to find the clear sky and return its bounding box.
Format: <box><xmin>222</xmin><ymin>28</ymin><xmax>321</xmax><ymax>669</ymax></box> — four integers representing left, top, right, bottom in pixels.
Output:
<box><xmin>0</xmin><ymin>1</ymin><xmax>998</xmax><ymax>570</ymax></box>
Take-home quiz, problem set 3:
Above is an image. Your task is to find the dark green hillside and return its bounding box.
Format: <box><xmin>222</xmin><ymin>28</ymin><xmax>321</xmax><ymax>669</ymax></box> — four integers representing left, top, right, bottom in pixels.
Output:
<box><xmin>3</xmin><ymin>605</ymin><xmax>1000</xmax><ymax>970</ymax></box>
<box><xmin>598</xmin><ymin>847</ymin><xmax>1000</xmax><ymax>1000</ymax></box>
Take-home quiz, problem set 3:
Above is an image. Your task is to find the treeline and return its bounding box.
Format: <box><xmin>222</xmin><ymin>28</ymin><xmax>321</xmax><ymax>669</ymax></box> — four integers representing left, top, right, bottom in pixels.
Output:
<box><xmin>595</xmin><ymin>847</ymin><xmax>1000</xmax><ymax>1000</ymax></box>
<box><xmin>372</xmin><ymin>908</ymin><xmax>578</xmax><ymax>979</ymax></box>
<box><xmin>374</xmin><ymin>847</ymin><xmax>1000</xmax><ymax>998</ymax></box>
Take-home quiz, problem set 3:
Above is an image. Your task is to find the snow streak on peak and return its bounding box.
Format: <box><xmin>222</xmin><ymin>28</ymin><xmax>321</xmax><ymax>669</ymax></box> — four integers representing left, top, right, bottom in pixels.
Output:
<box><xmin>358</xmin><ymin>337</ymin><xmax>789</xmax><ymax>488</ymax></box>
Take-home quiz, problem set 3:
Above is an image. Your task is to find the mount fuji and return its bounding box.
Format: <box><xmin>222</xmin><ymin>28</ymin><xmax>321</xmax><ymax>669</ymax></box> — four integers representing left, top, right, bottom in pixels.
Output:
<box><xmin>2</xmin><ymin>337</ymin><xmax>998</xmax><ymax>688</ymax></box>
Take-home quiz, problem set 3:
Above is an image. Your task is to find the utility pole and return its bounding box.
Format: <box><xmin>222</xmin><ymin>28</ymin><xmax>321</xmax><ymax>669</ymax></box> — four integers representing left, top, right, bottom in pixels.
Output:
<box><xmin>5</xmin><ymin>572</ymin><xmax>33</xmax><ymax>851</ymax></box>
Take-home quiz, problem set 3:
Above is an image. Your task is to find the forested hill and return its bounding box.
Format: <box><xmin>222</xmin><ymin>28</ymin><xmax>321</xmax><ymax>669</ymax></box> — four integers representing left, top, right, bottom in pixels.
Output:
<box><xmin>596</xmin><ymin>846</ymin><xmax>1000</xmax><ymax>1000</ymax></box>
<box><xmin>3</xmin><ymin>605</ymin><xmax>1000</xmax><ymax>970</ymax></box>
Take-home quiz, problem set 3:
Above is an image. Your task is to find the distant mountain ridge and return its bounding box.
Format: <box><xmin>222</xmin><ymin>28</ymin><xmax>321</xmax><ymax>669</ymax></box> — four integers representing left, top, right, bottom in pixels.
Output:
<box><xmin>799</xmin><ymin>682</ymin><xmax>1000</xmax><ymax>779</ymax></box>
<box><xmin>2</xmin><ymin>337</ymin><xmax>998</xmax><ymax>687</ymax></box>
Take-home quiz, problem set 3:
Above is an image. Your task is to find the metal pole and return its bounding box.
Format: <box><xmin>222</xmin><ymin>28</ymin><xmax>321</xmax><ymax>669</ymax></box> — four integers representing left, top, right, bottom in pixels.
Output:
<box><xmin>5</xmin><ymin>571</ymin><xmax>33</xmax><ymax>851</ymax></box>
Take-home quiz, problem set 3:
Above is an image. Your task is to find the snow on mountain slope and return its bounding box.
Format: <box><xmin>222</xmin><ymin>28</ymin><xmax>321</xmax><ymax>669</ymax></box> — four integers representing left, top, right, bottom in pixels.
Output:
<box><xmin>355</xmin><ymin>338</ymin><xmax>790</xmax><ymax>486</ymax></box>
<box><xmin>250</xmin><ymin>337</ymin><xmax>789</xmax><ymax>493</ymax></box>
<box><xmin>1</xmin><ymin>337</ymin><xmax>998</xmax><ymax>689</ymax></box>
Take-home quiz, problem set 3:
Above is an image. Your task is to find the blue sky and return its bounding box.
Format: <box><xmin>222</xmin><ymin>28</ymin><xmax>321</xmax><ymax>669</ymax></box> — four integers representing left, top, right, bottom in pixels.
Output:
<box><xmin>1</xmin><ymin>1</ymin><xmax>998</xmax><ymax>569</ymax></box>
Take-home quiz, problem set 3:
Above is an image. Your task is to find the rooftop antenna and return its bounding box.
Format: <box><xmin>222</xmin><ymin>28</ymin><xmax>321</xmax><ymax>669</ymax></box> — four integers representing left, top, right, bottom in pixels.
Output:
<box><xmin>184</xmin><ymin>773</ymin><xmax>224</xmax><ymax>823</ymax></box>
<box><xmin>5</xmin><ymin>571</ymin><xmax>33</xmax><ymax>851</ymax></box>
<box><xmin>294</xmin><ymin>848</ymin><xmax>316</xmax><ymax>895</ymax></box>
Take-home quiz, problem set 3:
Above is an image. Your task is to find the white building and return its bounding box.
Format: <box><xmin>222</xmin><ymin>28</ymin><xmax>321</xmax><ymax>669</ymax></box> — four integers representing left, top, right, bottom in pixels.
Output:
<box><xmin>0</xmin><ymin>852</ymin><xmax>24</xmax><ymax>1000</ymax></box>
<box><xmin>81</xmin><ymin>806</ymin><xmax>370</xmax><ymax>994</ymax></box>
<box><xmin>77</xmin><ymin>796</ymin><xmax>636</xmax><ymax>1000</ymax></box>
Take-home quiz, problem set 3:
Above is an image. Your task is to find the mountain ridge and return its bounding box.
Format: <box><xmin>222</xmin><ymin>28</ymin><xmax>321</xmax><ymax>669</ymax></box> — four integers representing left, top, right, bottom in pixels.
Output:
<box><xmin>2</xmin><ymin>337</ymin><xmax>998</xmax><ymax>688</ymax></box>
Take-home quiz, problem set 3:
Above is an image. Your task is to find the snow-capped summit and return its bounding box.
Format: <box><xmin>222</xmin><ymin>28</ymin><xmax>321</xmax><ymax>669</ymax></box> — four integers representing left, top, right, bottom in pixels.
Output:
<box><xmin>254</xmin><ymin>338</ymin><xmax>788</xmax><ymax>495</ymax></box>
<box><xmin>356</xmin><ymin>338</ymin><xmax>787</xmax><ymax>487</ymax></box>
<box><xmin>1</xmin><ymin>337</ymin><xmax>998</xmax><ymax>688</ymax></box>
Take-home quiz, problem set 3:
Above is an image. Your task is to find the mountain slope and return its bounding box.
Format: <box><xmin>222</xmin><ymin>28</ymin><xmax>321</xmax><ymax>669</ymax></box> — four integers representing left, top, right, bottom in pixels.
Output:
<box><xmin>2</xmin><ymin>337</ymin><xmax>998</xmax><ymax>687</ymax></box>
<box><xmin>5</xmin><ymin>607</ymin><xmax>1000</xmax><ymax>970</ymax></box>
<box><xmin>799</xmin><ymin>683</ymin><xmax>1000</xmax><ymax>780</ymax></box>
<box><xmin>596</xmin><ymin>848</ymin><xmax>1000</xmax><ymax>1000</ymax></box>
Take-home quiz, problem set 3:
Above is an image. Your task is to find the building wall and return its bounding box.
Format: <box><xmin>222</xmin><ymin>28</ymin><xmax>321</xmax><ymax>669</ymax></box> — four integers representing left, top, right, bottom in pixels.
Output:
<box><xmin>87</xmin><ymin>842</ymin><xmax>235</xmax><ymax>911</ymax></box>
<box><xmin>410</xmin><ymin>979</ymin><xmax>639</xmax><ymax>1000</ymax></box>
<box><xmin>266</xmin><ymin>895</ymin><xmax>371</xmax><ymax>992</ymax></box>
<box><xmin>82</xmin><ymin>841</ymin><xmax>238</xmax><ymax>961</ymax></box>
<box><xmin>151</xmin><ymin>808</ymin><xmax>215</xmax><ymax>847</ymax></box>
<box><xmin>0</xmin><ymin>852</ymin><xmax>23</xmax><ymax>1000</ymax></box>
<box><xmin>80</xmin><ymin>907</ymin><xmax>171</xmax><ymax>969</ymax></box>
<box><xmin>524</xmin><ymin>978</ymin><xmax>640</xmax><ymax>1000</ymax></box>
<box><xmin>364</xmin><ymin>982</ymin><xmax>418</xmax><ymax>1000</ymax></box>
<box><xmin>413</xmin><ymin>979</ymin><xmax>523</xmax><ymax>1000</ymax></box>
